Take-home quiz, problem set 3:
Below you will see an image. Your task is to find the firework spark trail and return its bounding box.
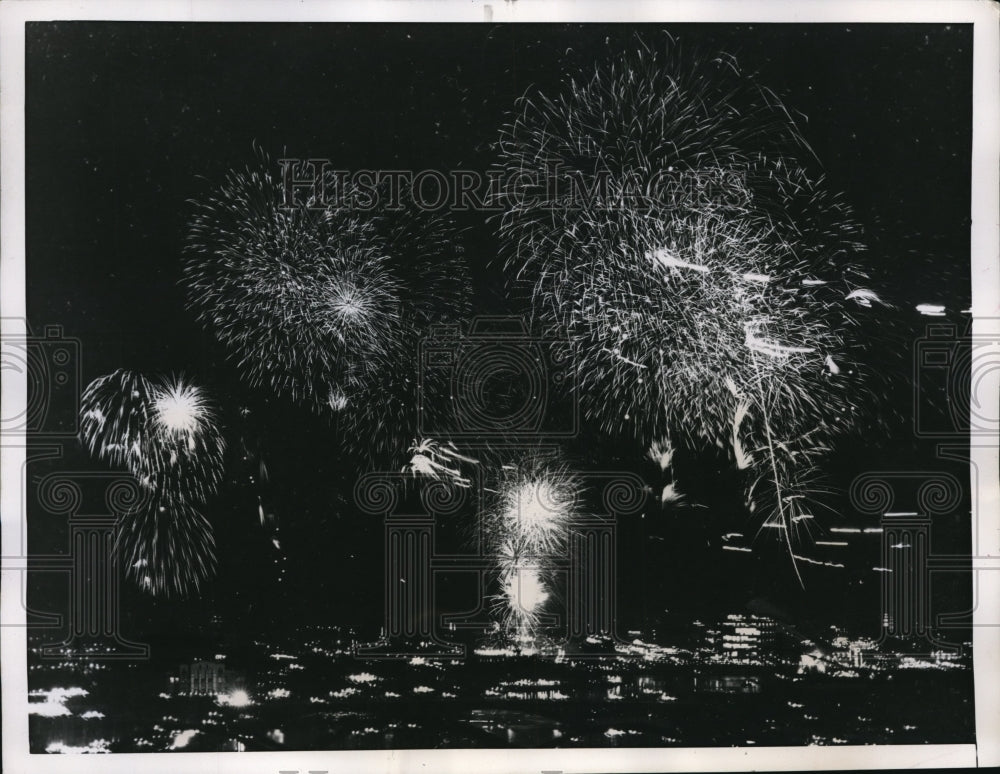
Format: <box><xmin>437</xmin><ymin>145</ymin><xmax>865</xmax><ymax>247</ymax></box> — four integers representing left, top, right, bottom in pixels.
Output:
<box><xmin>496</xmin><ymin>41</ymin><xmax>876</xmax><ymax>581</ymax></box>
<box><xmin>80</xmin><ymin>370</ymin><xmax>157</xmax><ymax>472</ymax></box>
<box><xmin>141</xmin><ymin>375</ymin><xmax>226</xmax><ymax>503</ymax></box>
<box><xmin>79</xmin><ymin>370</ymin><xmax>225</xmax><ymax>595</ymax></box>
<box><xmin>116</xmin><ymin>492</ymin><xmax>218</xmax><ymax>597</ymax></box>
<box><xmin>403</xmin><ymin>439</ymin><xmax>478</xmax><ymax>488</ymax></box>
<box><xmin>183</xmin><ymin>150</ymin><xmax>471</xmax><ymax>464</ymax></box>
<box><xmin>483</xmin><ymin>453</ymin><xmax>582</xmax><ymax>644</ymax></box>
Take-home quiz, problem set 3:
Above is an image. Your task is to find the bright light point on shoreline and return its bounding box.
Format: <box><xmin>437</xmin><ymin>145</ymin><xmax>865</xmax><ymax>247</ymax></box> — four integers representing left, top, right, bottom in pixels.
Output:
<box><xmin>46</xmin><ymin>739</ymin><xmax>111</xmax><ymax>754</ymax></box>
<box><xmin>217</xmin><ymin>690</ymin><xmax>251</xmax><ymax>707</ymax></box>
<box><xmin>170</xmin><ymin>730</ymin><xmax>200</xmax><ymax>749</ymax></box>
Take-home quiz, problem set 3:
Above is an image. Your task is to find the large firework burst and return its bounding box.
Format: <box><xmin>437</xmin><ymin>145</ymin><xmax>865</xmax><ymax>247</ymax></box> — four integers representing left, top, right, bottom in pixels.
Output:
<box><xmin>183</xmin><ymin>151</ymin><xmax>471</xmax><ymax>457</ymax></box>
<box><xmin>495</xmin><ymin>41</ymin><xmax>875</xmax><ymax>581</ymax></box>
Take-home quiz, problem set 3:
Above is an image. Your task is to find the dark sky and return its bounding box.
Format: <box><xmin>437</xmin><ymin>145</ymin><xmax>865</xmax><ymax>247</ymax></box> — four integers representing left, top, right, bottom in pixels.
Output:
<box><xmin>24</xmin><ymin>23</ymin><xmax>973</xmax><ymax>647</ymax></box>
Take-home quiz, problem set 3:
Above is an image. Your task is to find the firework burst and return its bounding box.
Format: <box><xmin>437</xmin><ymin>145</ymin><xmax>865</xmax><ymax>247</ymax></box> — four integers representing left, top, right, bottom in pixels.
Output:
<box><xmin>116</xmin><ymin>492</ymin><xmax>218</xmax><ymax>597</ymax></box>
<box><xmin>402</xmin><ymin>438</ymin><xmax>478</xmax><ymax>488</ymax></box>
<box><xmin>79</xmin><ymin>370</ymin><xmax>225</xmax><ymax>595</ymax></box>
<box><xmin>483</xmin><ymin>452</ymin><xmax>582</xmax><ymax>642</ymax></box>
<box><xmin>183</xmin><ymin>150</ymin><xmax>471</xmax><ymax>459</ymax></box>
<box><xmin>141</xmin><ymin>375</ymin><xmax>226</xmax><ymax>502</ymax></box>
<box><xmin>80</xmin><ymin>369</ymin><xmax>157</xmax><ymax>472</ymax></box>
<box><xmin>80</xmin><ymin>371</ymin><xmax>226</xmax><ymax>502</ymax></box>
<box><xmin>184</xmin><ymin>162</ymin><xmax>403</xmax><ymax>412</ymax></box>
<box><xmin>496</xmin><ymin>41</ymin><xmax>874</xmax><ymax>581</ymax></box>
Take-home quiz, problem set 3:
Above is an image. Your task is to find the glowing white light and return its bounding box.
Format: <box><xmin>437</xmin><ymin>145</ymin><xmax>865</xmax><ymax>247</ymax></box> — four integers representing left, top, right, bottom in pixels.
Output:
<box><xmin>29</xmin><ymin>686</ymin><xmax>88</xmax><ymax>702</ymax></box>
<box><xmin>660</xmin><ymin>483</ymin><xmax>684</xmax><ymax>504</ymax></box>
<box><xmin>845</xmin><ymin>288</ymin><xmax>884</xmax><ymax>307</ymax></box>
<box><xmin>647</xmin><ymin>438</ymin><xmax>674</xmax><ymax>470</ymax></box>
<box><xmin>28</xmin><ymin>686</ymin><xmax>88</xmax><ymax>717</ymax></box>
<box><xmin>647</xmin><ymin>247</ymin><xmax>708</xmax><ymax>273</ymax></box>
<box><xmin>506</xmin><ymin>478</ymin><xmax>571</xmax><ymax>545</ymax></box>
<box><xmin>153</xmin><ymin>379</ymin><xmax>208</xmax><ymax>436</ymax></box>
<box><xmin>916</xmin><ymin>303</ymin><xmax>946</xmax><ymax>316</ymax></box>
<box><xmin>217</xmin><ymin>690</ymin><xmax>251</xmax><ymax>707</ymax></box>
<box><xmin>28</xmin><ymin>701</ymin><xmax>71</xmax><ymax>717</ymax></box>
<box><xmin>170</xmin><ymin>730</ymin><xmax>199</xmax><ymax>749</ymax></box>
<box><xmin>792</xmin><ymin>554</ymin><xmax>844</xmax><ymax>569</ymax></box>
<box><xmin>404</xmin><ymin>439</ymin><xmax>476</xmax><ymax>487</ymax></box>
<box><xmin>45</xmin><ymin>739</ymin><xmax>111</xmax><ymax>754</ymax></box>
<box><xmin>327</xmin><ymin>387</ymin><xmax>349</xmax><ymax>411</ymax></box>
<box><xmin>328</xmin><ymin>280</ymin><xmax>369</xmax><ymax>319</ymax></box>
<box><xmin>504</xmin><ymin>566</ymin><xmax>549</xmax><ymax>611</ymax></box>
<box><xmin>743</xmin><ymin>320</ymin><xmax>814</xmax><ymax>358</ymax></box>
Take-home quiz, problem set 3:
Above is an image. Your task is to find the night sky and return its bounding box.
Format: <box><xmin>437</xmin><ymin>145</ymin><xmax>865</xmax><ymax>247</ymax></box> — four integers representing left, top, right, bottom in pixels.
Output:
<box><xmin>25</xmin><ymin>23</ymin><xmax>973</xmax><ymax>653</ymax></box>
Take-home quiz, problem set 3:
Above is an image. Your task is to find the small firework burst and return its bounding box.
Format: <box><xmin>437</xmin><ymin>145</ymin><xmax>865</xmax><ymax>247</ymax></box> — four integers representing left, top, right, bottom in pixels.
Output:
<box><xmin>402</xmin><ymin>438</ymin><xmax>478</xmax><ymax>488</ymax></box>
<box><xmin>152</xmin><ymin>376</ymin><xmax>213</xmax><ymax>437</ymax></box>
<box><xmin>495</xmin><ymin>41</ymin><xmax>874</xmax><ymax>581</ymax></box>
<box><xmin>484</xmin><ymin>452</ymin><xmax>582</xmax><ymax>642</ymax></box>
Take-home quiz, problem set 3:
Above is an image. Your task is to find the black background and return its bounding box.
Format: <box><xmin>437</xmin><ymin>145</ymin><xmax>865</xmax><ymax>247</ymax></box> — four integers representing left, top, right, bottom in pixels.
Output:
<box><xmin>25</xmin><ymin>23</ymin><xmax>973</xmax><ymax>653</ymax></box>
